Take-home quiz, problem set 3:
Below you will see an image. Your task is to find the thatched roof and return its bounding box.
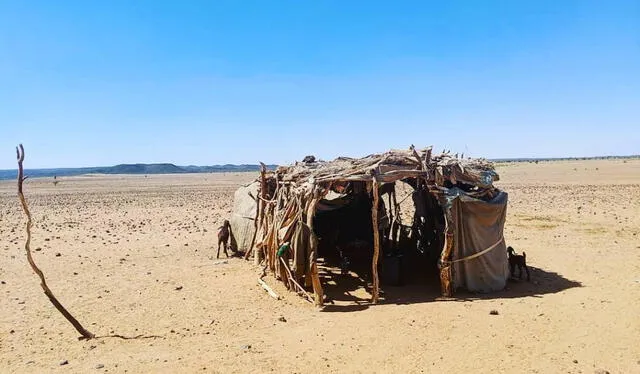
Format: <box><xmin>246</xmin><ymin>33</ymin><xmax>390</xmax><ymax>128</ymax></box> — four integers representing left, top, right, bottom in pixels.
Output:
<box><xmin>271</xmin><ymin>146</ymin><xmax>499</xmax><ymax>189</ymax></box>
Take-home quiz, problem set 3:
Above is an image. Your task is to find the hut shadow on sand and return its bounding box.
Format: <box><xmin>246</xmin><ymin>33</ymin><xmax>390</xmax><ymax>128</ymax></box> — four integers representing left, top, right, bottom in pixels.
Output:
<box><xmin>319</xmin><ymin>263</ymin><xmax>582</xmax><ymax>312</ymax></box>
<box><xmin>229</xmin><ymin>146</ymin><xmax>581</xmax><ymax>310</ymax></box>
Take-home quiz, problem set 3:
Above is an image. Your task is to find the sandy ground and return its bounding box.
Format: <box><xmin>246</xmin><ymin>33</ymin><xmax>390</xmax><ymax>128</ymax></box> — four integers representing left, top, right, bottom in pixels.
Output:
<box><xmin>1</xmin><ymin>160</ymin><xmax>639</xmax><ymax>373</ymax></box>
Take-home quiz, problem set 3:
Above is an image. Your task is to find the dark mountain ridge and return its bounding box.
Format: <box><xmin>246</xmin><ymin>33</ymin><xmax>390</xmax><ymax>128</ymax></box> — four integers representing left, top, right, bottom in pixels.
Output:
<box><xmin>0</xmin><ymin>163</ymin><xmax>277</xmax><ymax>180</ymax></box>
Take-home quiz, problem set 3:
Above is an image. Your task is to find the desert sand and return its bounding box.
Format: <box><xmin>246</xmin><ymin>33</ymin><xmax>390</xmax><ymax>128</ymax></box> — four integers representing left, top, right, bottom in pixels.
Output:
<box><xmin>1</xmin><ymin>159</ymin><xmax>639</xmax><ymax>373</ymax></box>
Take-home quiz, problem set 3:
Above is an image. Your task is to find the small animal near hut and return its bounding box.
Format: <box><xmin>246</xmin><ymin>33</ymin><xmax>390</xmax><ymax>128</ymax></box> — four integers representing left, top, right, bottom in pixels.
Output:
<box><xmin>230</xmin><ymin>145</ymin><xmax>510</xmax><ymax>307</ymax></box>
<box><xmin>507</xmin><ymin>246</ymin><xmax>531</xmax><ymax>281</ymax></box>
<box><xmin>217</xmin><ymin>219</ymin><xmax>231</xmax><ymax>258</ymax></box>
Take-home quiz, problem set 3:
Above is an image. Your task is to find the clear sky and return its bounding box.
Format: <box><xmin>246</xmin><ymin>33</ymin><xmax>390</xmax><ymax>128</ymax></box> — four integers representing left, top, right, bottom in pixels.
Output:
<box><xmin>1</xmin><ymin>0</ymin><xmax>638</xmax><ymax>169</ymax></box>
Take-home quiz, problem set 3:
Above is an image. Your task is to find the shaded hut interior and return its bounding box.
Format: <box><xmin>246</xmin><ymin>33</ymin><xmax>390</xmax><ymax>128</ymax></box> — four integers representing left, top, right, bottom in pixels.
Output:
<box><xmin>312</xmin><ymin>180</ymin><xmax>445</xmax><ymax>289</ymax></box>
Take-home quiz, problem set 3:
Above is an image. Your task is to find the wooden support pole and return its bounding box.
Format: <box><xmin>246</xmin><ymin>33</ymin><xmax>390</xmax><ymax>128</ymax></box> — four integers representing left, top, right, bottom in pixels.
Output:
<box><xmin>254</xmin><ymin>163</ymin><xmax>268</xmax><ymax>265</ymax></box>
<box><xmin>371</xmin><ymin>178</ymin><xmax>381</xmax><ymax>303</ymax></box>
<box><xmin>306</xmin><ymin>190</ymin><xmax>323</xmax><ymax>307</ymax></box>
<box><xmin>439</xmin><ymin>210</ymin><xmax>455</xmax><ymax>297</ymax></box>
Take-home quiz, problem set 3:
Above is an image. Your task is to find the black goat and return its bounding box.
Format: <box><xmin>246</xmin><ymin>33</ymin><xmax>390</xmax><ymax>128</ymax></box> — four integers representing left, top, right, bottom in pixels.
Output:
<box><xmin>507</xmin><ymin>246</ymin><xmax>530</xmax><ymax>281</ymax></box>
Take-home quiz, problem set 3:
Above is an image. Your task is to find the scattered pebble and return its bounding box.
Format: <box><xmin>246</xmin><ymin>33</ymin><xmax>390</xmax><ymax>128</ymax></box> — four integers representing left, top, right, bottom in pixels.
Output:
<box><xmin>95</xmin><ymin>364</ymin><xmax>105</xmax><ymax>369</ymax></box>
<box><xmin>278</xmin><ymin>316</ymin><xmax>287</xmax><ymax>323</ymax></box>
<box><xmin>60</xmin><ymin>360</ymin><xmax>69</xmax><ymax>366</ymax></box>
<box><xmin>241</xmin><ymin>344</ymin><xmax>251</xmax><ymax>350</ymax></box>
<box><xmin>175</xmin><ymin>286</ymin><xmax>183</xmax><ymax>291</ymax></box>
<box><xmin>55</xmin><ymin>253</ymin><xmax>61</xmax><ymax>257</ymax></box>
<box><xmin>489</xmin><ymin>310</ymin><xmax>499</xmax><ymax>315</ymax></box>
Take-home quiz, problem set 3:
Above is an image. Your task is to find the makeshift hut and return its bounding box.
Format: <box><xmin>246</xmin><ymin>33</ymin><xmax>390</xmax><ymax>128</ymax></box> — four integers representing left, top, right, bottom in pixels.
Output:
<box><xmin>231</xmin><ymin>146</ymin><xmax>509</xmax><ymax>307</ymax></box>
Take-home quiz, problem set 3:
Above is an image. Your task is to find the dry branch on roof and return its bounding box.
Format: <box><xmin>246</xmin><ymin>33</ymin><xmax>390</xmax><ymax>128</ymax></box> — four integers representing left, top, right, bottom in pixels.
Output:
<box><xmin>269</xmin><ymin>147</ymin><xmax>497</xmax><ymax>189</ymax></box>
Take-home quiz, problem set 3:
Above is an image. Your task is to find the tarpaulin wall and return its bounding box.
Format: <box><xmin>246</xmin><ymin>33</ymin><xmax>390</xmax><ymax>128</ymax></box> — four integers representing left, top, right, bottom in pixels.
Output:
<box><xmin>449</xmin><ymin>190</ymin><xmax>509</xmax><ymax>292</ymax></box>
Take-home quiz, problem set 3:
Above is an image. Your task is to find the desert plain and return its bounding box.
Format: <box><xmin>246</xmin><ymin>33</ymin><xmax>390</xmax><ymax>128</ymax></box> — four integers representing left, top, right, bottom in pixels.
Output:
<box><xmin>1</xmin><ymin>159</ymin><xmax>639</xmax><ymax>373</ymax></box>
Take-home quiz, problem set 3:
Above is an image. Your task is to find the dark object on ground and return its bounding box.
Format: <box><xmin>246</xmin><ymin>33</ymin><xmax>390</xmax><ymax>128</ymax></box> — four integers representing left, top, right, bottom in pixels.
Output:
<box><xmin>382</xmin><ymin>254</ymin><xmax>403</xmax><ymax>286</ymax></box>
<box><xmin>507</xmin><ymin>246</ymin><xmax>530</xmax><ymax>281</ymax></box>
<box><xmin>217</xmin><ymin>220</ymin><xmax>231</xmax><ymax>259</ymax></box>
<box><xmin>338</xmin><ymin>247</ymin><xmax>350</xmax><ymax>276</ymax></box>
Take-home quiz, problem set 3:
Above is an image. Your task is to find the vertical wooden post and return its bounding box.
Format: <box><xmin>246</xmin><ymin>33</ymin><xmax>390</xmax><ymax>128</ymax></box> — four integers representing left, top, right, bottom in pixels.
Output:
<box><xmin>254</xmin><ymin>163</ymin><xmax>268</xmax><ymax>265</ymax></box>
<box><xmin>439</xmin><ymin>210</ymin><xmax>454</xmax><ymax>297</ymax></box>
<box><xmin>371</xmin><ymin>179</ymin><xmax>381</xmax><ymax>303</ymax></box>
<box><xmin>306</xmin><ymin>189</ymin><xmax>323</xmax><ymax>307</ymax></box>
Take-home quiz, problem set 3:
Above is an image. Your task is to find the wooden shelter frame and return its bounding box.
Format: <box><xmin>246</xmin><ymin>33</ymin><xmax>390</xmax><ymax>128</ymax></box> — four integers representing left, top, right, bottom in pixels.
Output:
<box><xmin>247</xmin><ymin>146</ymin><xmax>500</xmax><ymax>307</ymax></box>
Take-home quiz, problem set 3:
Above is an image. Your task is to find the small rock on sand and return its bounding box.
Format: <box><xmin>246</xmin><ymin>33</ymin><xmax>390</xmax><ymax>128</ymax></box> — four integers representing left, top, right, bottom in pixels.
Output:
<box><xmin>489</xmin><ymin>310</ymin><xmax>499</xmax><ymax>315</ymax></box>
<box><xmin>60</xmin><ymin>360</ymin><xmax>69</xmax><ymax>366</ymax></box>
<box><xmin>95</xmin><ymin>364</ymin><xmax>105</xmax><ymax>369</ymax></box>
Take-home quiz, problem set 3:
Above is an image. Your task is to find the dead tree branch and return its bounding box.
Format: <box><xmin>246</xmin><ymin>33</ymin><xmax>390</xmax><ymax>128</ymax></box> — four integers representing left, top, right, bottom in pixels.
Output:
<box><xmin>16</xmin><ymin>144</ymin><xmax>95</xmax><ymax>340</ymax></box>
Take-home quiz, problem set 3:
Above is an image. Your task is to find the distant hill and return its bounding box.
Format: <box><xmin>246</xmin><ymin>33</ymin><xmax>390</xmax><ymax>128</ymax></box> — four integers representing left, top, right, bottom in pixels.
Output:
<box><xmin>0</xmin><ymin>163</ymin><xmax>277</xmax><ymax>181</ymax></box>
<box><xmin>109</xmin><ymin>163</ymin><xmax>185</xmax><ymax>174</ymax></box>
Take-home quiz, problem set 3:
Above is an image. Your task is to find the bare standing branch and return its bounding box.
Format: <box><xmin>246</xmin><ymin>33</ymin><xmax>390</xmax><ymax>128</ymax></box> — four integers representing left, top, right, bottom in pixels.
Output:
<box><xmin>16</xmin><ymin>144</ymin><xmax>95</xmax><ymax>340</ymax></box>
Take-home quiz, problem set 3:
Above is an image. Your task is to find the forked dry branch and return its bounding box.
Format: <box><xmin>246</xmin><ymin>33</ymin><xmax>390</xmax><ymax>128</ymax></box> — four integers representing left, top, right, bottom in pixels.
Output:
<box><xmin>16</xmin><ymin>144</ymin><xmax>95</xmax><ymax>340</ymax></box>
<box><xmin>16</xmin><ymin>144</ymin><xmax>162</xmax><ymax>341</ymax></box>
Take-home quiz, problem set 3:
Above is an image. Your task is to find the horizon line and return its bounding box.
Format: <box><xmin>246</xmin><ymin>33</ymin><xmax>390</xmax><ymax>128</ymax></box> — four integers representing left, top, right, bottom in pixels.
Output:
<box><xmin>1</xmin><ymin>154</ymin><xmax>639</xmax><ymax>172</ymax></box>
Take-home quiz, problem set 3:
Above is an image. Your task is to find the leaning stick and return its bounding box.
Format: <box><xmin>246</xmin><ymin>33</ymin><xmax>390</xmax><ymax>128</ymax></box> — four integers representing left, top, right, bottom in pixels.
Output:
<box><xmin>257</xmin><ymin>278</ymin><xmax>280</xmax><ymax>300</ymax></box>
<box><xmin>16</xmin><ymin>144</ymin><xmax>95</xmax><ymax>340</ymax></box>
<box><xmin>279</xmin><ymin>257</ymin><xmax>314</xmax><ymax>304</ymax></box>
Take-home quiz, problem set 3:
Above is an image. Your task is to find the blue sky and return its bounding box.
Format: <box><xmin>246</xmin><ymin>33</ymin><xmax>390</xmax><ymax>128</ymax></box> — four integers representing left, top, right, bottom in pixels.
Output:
<box><xmin>0</xmin><ymin>0</ymin><xmax>638</xmax><ymax>168</ymax></box>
